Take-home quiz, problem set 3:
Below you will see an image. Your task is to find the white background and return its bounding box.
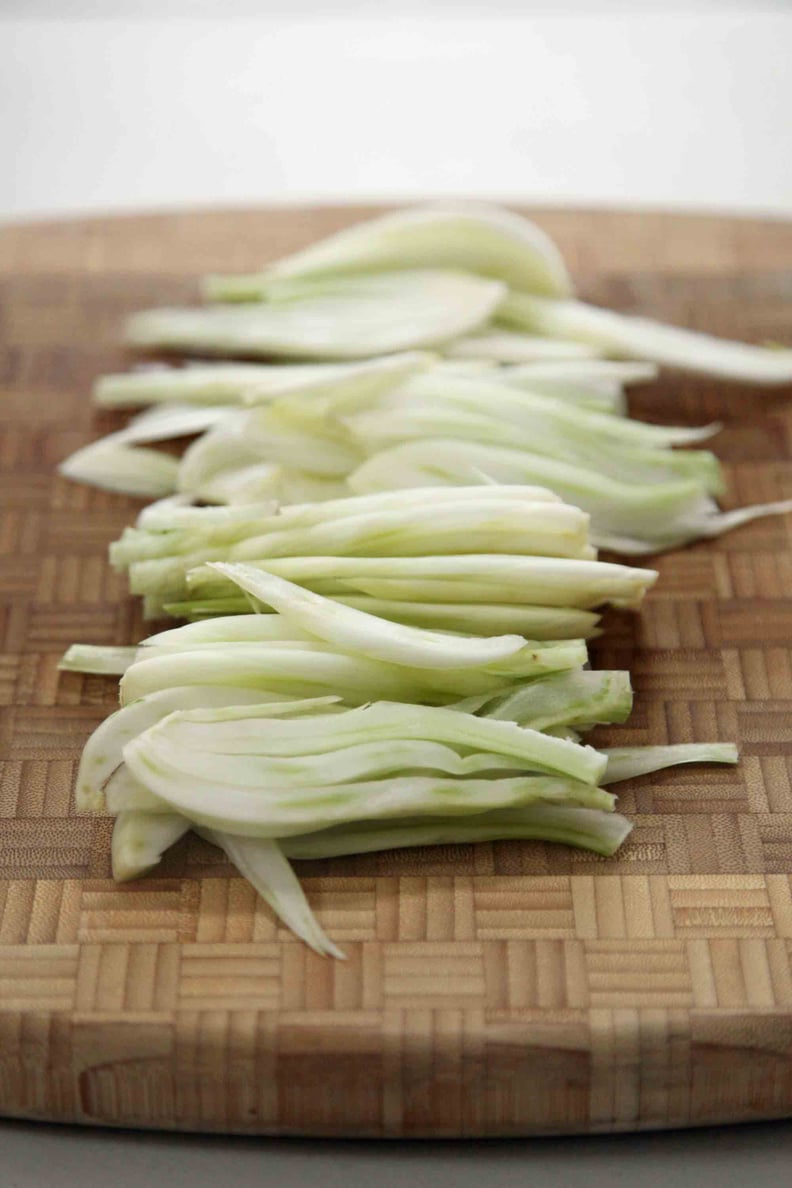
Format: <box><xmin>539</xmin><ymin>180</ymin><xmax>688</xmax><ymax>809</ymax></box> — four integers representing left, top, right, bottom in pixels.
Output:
<box><xmin>1</xmin><ymin>1</ymin><xmax>791</xmax><ymax>221</ymax></box>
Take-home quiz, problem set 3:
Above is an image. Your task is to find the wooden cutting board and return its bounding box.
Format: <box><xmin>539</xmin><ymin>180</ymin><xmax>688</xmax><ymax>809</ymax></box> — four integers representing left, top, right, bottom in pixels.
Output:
<box><xmin>1</xmin><ymin>206</ymin><xmax>792</xmax><ymax>1137</ymax></box>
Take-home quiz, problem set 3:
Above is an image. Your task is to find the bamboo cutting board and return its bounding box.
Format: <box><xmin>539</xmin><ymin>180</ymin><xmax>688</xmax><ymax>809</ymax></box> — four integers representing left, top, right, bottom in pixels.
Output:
<box><xmin>1</xmin><ymin>206</ymin><xmax>792</xmax><ymax>1137</ymax></box>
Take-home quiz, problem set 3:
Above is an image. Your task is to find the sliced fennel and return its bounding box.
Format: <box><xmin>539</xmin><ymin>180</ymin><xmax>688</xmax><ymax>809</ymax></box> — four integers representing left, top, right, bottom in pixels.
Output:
<box><xmin>251</xmin><ymin>482</ymin><xmax>562</xmax><ymax>525</ymax></box>
<box><xmin>59</xmin><ymin>645</ymin><xmax>138</xmax><ymax>676</ymax></box>
<box><xmin>475</xmin><ymin>670</ymin><xmax>633</xmax><ymax>732</ymax></box>
<box><xmin>160</xmin><ymin>596</ymin><xmax>601</xmax><ymax>639</ymax></box>
<box><xmin>131</xmin><ymin>735</ymin><xmax>600</xmax><ymax>791</ymax></box>
<box><xmin>133</xmin><ymin>549</ymin><xmax>641</xmax><ymax>618</ymax></box>
<box><xmin>375</xmin><ymin>370</ymin><xmax>720</xmax><ymax>451</ymax></box>
<box><xmin>347</xmin><ymin>438</ymin><xmax>784</xmax><ymax>554</ymax></box>
<box><xmin>602</xmin><ymin>743</ymin><xmax>739</xmax><ymax>784</ymax></box>
<box><xmin>199</xmin><ymin>406</ymin><xmax>361</xmax><ymax>481</ymax></box>
<box><xmin>346</xmin><ymin>396</ymin><xmax>722</xmax><ymax>494</ymax></box>
<box><xmin>499</xmin><ymin>359</ymin><xmax>659</xmax><ymax>415</ymax></box>
<box><xmin>199</xmin><ymin>465</ymin><xmax>348</xmax><ymax>507</ymax></box>
<box><xmin>116</xmin><ymin>485</ymin><xmax>659</xmax><ymax>611</ymax></box>
<box><xmin>280</xmin><ymin>803</ymin><xmax>632</xmax><ymax>860</ymax></box>
<box><xmin>139</xmin><ymin>614</ymin><xmax>319</xmax><ymax>648</ymax></box>
<box><xmin>499</xmin><ymin>293</ymin><xmax>792</xmax><ymax>385</ymax></box>
<box><xmin>127</xmin><ymin>271</ymin><xmax>505</xmax><ymax>360</ymax></box>
<box><xmin>186</xmin><ymin>554</ymin><xmax>657</xmax><ymax>611</ymax></box>
<box><xmin>445</xmin><ymin>330</ymin><xmax>603</xmax><ymax>363</ymax></box>
<box><xmin>58</xmin><ymin>405</ymin><xmax>235</xmax><ymax>499</ymax></box>
<box><xmin>112</xmin><ymin>485</ymin><xmax>565</xmax><ymax>565</ymax></box>
<box><xmin>113</xmin><ymin>403</ymin><xmax>233</xmax><ymax>442</ymax></box>
<box><xmin>129</xmin><ymin>698</ymin><xmax>605</xmax><ymax>777</ymax></box>
<box><xmin>186</xmin><ymin>463</ymin><xmax>285</xmax><ymax>506</ymax></box>
<box><xmin>120</xmin><ymin>768</ymin><xmax>614</xmax><ymax>839</ymax></box>
<box><xmin>111</xmin><ymin>521</ymin><xmax>273</xmax><ymax>570</ymax></box>
<box><xmin>207</xmin><ymin>562</ymin><xmax>528</xmax><ymax>669</ymax></box>
<box><xmin>175</xmin><ymin>406</ymin><xmax>362</xmax><ymax>498</ymax></box>
<box><xmin>330</xmin><ymin>596</ymin><xmax>600</xmax><ymax>640</ymax></box>
<box><xmin>94</xmin><ymin>352</ymin><xmax>431</xmax><ymax>409</ymax></box>
<box><xmin>122</xmin><ymin>742</ymin><xmax>613</xmax><ymax>837</ymax></box>
<box><xmin>137</xmin><ymin>493</ymin><xmax>196</xmax><ymax>527</ymax></box>
<box><xmin>104</xmin><ymin>783</ymin><xmax>346</xmax><ymax>957</ymax></box>
<box><xmin>201</xmin><ymin>830</ymin><xmax>345</xmax><ymax>959</ymax></box>
<box><xmin>199</xmin><ymin>204</ymin><xmax>792</xmax><ymax>382</ymax></box>
<box><xmin>73</xmin><ymin>685</ymin><xmax>341</xmax><ymax>811</ymax></box>
<box><xmin>95</xmin><ymin>711</ymin><xmax>742</xmax><ymax>961</ymax></box>
<box><xmin>175</xmin><ymin>411</ymin><xmax>277</xmax><ymax>494</ymax></box>
<box><xmin>63</xmin><ymin>200</ymin><xmax>765</xmax><ymax>960</ymax></box>
<box><xmin>95</xmin><ymin>363</ymin><xmax>301</xmax><ymax>408</ymax></box>
<box><xmin>109</xmin><ymin>477</ymin><xmax>581</xmax><ymax>579</ymax></box>
<box><xmin>203</xmin><ymin>204</ymin><xmax>572</xmax><ymax>301</ymax></box>
<box><xmin>118</xmin><ymin>639</ymin><xmax>588</xmax><ymax>705</ymax></box>
<box><xmin>74</xmin><ymin>685</ymin><xmax>280</xmax><ymax>810</ymax></box>
<box><xmin>500</xmin><ymin>380</ymin><xmax>627</xmax><ymax>417</ymax></box>
<box><xmin>111</xmin><ymin>809</ymin><xmax>191</xmax><ymax>881</ymax></box>
<box><xmin>223</xmin><ymin>500</ymin><xmax>594</xmax><ymax>563</ymax></box>
<box><xmin>502</xmin><ymin>359</ymin><xmax>658</xmax><ymax>388</ymax></box>
<box><xmin>241</xmin><ymin>350</ymin><xmax>433</xmax><ymax>407</ymax></box>
<box><xmin>58</xmin><ymin>438</ymin><xmax>179</xmax><ymax>498</ymax></box>
<box><xmin>105</xmin><ymin>764</ymin><xmax>171</xmax><ymax>816</ymax></box>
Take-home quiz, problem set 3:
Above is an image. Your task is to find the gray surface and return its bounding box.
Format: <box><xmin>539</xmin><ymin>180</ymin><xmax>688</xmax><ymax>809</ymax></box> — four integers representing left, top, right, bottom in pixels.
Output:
<box><xmin>3</xmin><ymin>1118</ymin><xmax>792</xmax><ymax>1187</ymax></box>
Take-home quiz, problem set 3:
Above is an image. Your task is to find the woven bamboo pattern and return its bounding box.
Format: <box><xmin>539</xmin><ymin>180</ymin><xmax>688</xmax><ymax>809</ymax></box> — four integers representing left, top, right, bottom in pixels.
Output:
<box><xmin>1</xmin><ymin>207</ymin><xmax>792</xmax><ymax>1135</ymax></box>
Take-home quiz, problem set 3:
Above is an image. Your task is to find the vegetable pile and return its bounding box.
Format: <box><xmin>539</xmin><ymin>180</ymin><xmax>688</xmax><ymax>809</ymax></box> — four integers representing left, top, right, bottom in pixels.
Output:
<box><xmin>58</xmin><ymin>205</ymin><xmax>790</xmax><ymax>956</ymax></box>
<box><xmin>62</xmin><ymin>556</ymin><xmax>735</xmax><ymax>958</ymax></box>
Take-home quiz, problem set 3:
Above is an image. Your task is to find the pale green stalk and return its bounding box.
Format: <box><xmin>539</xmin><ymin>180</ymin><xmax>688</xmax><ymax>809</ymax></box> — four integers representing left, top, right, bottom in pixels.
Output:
<box><xmin>190</xmin><ymin>463</ymin><xmax>285</xmax><ymax>505</ymax></box>
<box><xmin>111</xmin><ymin>810</ymin><xmax>191</xmax><ymax>881</ymax></box>
<box><xmin>186</xmin><ymin>554</ymin><xmax>657</xmax><ymax>610</ymax></box>
<box><xmin>203</xmin><ymin>204</ymin><xmax>572</xmax><ymax>300</ymax></box>
<box><xmin>59</xmin><ymin>645</ymin><xmax>138</xmax><ymax>675</ymax></box>
<box><xmin>476</xmin><ymin>670</ymin><xmax>633</xmax><ymax>731</ymax></box>
<box><xmin>502</xmin><ymin>359</ymin><xmax>658</xmax><ymax>386</ymax></box>
<box><xmin>95</xmin><ymin>352</ymin><xmax>431</xmax><ymax>408</ymax></box>
<box><xmin>445</xmin><ymin>330</ymin><xmax>602</xmax><ymax>362</ymax></box>
<box><xmin>130</xmin><ymin>700</ymin><xmax>606</xmax><ymax>781</ymax></box>
<box><xmin>122</xmin><ymin>745</ymin><xmax>614</xmax><ymax>838</ymax></box>
<box><xmin>201</xmin><ymin>830</ymin><xmax>345</xmax><ymax>959</ymax></box>
<box><xmin>58</xmin><ymin>439</ymin><xmax>179</xmax><ymax>498</ymax></box>
<box><xmin>263</xmin><ymin>483</ymin><xmax>563</xmax><ymax>524</ymax></box>
<box><xmin>208</xmin><ymin>562</ymin><xmax>528</xmax><ymax>669</ymax></box>
<box><xmin>602</xmin><ymin>743</ymin><xmax>739</xmax><ymax>784</ymax></box>
<box><xmin>159</xmin><ymin>595</ymin><xmax>601</xmax><ymax>637</ymax></box>
<box><xmin>499</xmin><ymin>292</ymin><xmax>792</xmax><ymax>385</ymax></box>
<box><xmin>119</xmin><ymin>639</ymin><xmax>587</xmax><ymax>705</ymax></box>
<box><xmin>126</xmin><ymin>271</ymin><xmax>506</xmax><ymax>359</ymax></box>
<box><xmin>112</xmin><ymin>485</ymin><xmax>565</xmax><ymax>566</ymax></box>
<box><xmin>75</xmin><ymin>687</ymin><xmax>339</xmax><ymax>811</ymax></box>
<box><xmin>139</xmin><ymin>614</ymin><xmax>318</xmax><ymax>648</ymax></box>
<box><xmin>333</xmin><ymin>596</ymin><xmax>600</xmax><ymax>640</ymax></box>
<box><xmin>395</xmin><ymin>371</ymin><xmax>712</xmax><ymax>449</ymax></box>
<box><xmin>137</xmin><ymin>498</ymin><xmax>278</xmax><ymax>532</ymax></box>
<box><xmin>280</xmin><ymin>804</ymin><xmax>632</xmax><ymax>860</ymax></box>
<box><xmin>59</xmin><ymin>406</ymin><xmax>234</xmax><ymax>498</ymax></box>
<box><xmin>346</xmin><ymin>438</ymin><xmax>750</xmax><ymax>554</ymax></box>
<box><xmin>347</xmin><ymin>401</ymin><xmax>722</xmax><ymax>494</ymax></box>
<box><xmin>219</xmin><ymin>503</ymin><xmax>594</xmax><ymax>565</ymax></box>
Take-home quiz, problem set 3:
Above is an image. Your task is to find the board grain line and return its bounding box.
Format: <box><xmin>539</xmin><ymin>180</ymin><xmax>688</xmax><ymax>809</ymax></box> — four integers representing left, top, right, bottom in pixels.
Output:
<box><xmin>1</xmin><ymin>207</ymin><xmax>792</xmax><ymax>1134</ymax></box>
